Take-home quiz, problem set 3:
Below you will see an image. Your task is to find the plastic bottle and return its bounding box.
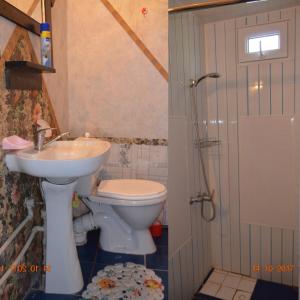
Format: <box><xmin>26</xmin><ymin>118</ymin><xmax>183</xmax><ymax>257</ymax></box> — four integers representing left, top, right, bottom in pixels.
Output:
<box><xmin>40</xmin><ymin>22</ymin><xmax>52</xmax><ymax>67</ymax></box>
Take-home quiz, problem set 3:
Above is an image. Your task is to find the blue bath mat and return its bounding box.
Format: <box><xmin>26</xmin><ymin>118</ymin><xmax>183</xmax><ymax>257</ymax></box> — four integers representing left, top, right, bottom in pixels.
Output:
<box><xmin>82</xmin><ymin>262</ymin><xmax>164</xmax><ymax>299</ymax></box>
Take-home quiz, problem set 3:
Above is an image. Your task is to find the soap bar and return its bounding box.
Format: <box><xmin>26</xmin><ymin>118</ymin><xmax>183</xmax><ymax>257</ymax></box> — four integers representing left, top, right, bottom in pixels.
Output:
<box><xmin>2</xmin><ymin>135</ymin><xmax>33</xmax><ymax>150</ymax></box>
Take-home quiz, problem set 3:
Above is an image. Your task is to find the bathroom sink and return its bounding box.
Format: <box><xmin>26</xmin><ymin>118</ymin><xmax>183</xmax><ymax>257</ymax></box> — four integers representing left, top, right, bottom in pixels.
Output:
<box><xmin>5</xmin><ymin>139</ymin><xmax>111</xmax><ymax>178</ymax></box>
<box><xmin>5</xmin><ymin>138</ymin><xmax>111</xmax><ymax>294</ymax></box>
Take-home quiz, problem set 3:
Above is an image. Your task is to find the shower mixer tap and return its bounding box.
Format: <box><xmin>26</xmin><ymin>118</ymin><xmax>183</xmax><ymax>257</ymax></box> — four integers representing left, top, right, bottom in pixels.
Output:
<box><xmin>190</xmin><ymin>191</ymin><xmax>216</xmax><ymax>222</ymax></box>
<box><xmin>190</xmin><ymin>193</ymin><xmax>212</xmax><ymax>204</ymax></box>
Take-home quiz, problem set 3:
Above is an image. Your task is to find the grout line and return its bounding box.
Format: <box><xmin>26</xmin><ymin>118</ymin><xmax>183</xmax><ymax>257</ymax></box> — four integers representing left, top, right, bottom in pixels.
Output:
<box><xmin>249</xmin><ymin>224</ymin><xmax>252</xmax><ymax>277</ymax></box>
<box><xmin>281</xmin><ymin>62</ymin><xmax>284</xmax><ymax>115</ymax></box>
<box><xmin>259</xmin><ymin>225</ymin><xmax>262</xmax><ymax>280</ymax></box>
<box><xmin>258</xmin><ymin>64</ymin><xmax>261</xmax><ymax>115</ymax></box>
<box><xmin>291</xmin><ymin>230</ymin><xmax>294</xmax><ymax>285</ymax></box>
<box><xmin>213</xmin><ymin>22</ymin><xmax>224</xmax><ymax>270</ymax></box>
<box><xmin>178</xmin><ymin>250</ymin><xmax>184</xmax><ymax>300</ymax></box>
<box><xmin>269</xmin><ymin>63</ymin><xmax>272</xmax><ymax>115</ymax></box>
<box><xmin>234</xmin><ymin>17</ymin><xmax>242</xmax><ymax>275</ymax></box>
<box><xmin>280</xmin><ymin>229</ymin><xmax>283</xmax><ymax>284</ymax></box>
<box><xmin>246</xmin><ymin>66</ymin><xmax>249</xmax><ymax>116</ymax></box>
<box><xmin>270</xmin><ymin>227</ymin><xmax>273</xmax><ymax>282</ymax></box>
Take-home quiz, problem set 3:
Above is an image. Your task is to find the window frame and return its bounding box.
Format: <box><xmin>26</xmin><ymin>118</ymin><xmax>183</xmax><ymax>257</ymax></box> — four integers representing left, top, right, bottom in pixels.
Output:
<box><xmin>238</xmin><ymin>21</ymin><xmax>288</xmax><ymax>63</ymax></box>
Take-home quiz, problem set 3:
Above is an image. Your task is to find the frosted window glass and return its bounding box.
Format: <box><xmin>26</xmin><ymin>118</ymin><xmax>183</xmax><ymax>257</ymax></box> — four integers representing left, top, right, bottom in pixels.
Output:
<box><xmin>248</xmin><ymin>34</ymin><xmax>280</xmax><ymax>53</ymax></box>
<box><xmin>238</xmin><ymin>21</ymin><xmax>288</xmax><ymax>63</ymax></box>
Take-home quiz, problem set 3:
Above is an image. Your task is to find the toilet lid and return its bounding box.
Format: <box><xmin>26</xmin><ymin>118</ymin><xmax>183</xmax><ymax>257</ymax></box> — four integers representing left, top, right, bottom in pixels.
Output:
<box><xmin>96</xmin><ymin>179</ymin><xmax>167</xmax><ymax>200</ymax></box>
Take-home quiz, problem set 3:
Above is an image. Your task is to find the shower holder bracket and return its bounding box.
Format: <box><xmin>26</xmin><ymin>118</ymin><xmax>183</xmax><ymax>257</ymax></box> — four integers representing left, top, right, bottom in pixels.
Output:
<box><xmin>194</xmin><ymin>138</ymin><xmax>221</xmax><ymax>148</ymax></box>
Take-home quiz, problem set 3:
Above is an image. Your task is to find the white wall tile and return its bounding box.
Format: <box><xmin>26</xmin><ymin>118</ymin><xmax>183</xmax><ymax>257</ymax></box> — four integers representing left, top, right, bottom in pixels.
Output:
<box><xmin>102</xmin><ymin>142</ymin><xmax>168</xmax><ymax>224</ymax></box>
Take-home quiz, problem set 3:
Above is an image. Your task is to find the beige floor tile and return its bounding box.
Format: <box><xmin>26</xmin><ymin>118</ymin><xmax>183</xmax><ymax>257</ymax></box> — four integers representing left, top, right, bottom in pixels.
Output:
<box><xmin>216</xmin><ymin>286</ymin><xmax>236</xmax><ymax>300</ymax></box>
<box><xmin>200</xmin><ymin>281</ymin><xmax>221</xmax><ymax>297</ymax></box>
<box><xmin>223</xmin><ymin>273</ymin><xmax>242</xmax><ymax>289</ymax></box>
<box><xmin>208</xmin><ymin>270</ymin><xmax>227</xmax><ymax>284</ymax></box>
<box><xmin>238</xmin><ymin>277</ymin><xmax>257</xmax><ymax>293</ymax></box>
<box><xmin>233</xmin><ymin>290</ymin><xmax>252</xmax><ymax>300</ymax></box>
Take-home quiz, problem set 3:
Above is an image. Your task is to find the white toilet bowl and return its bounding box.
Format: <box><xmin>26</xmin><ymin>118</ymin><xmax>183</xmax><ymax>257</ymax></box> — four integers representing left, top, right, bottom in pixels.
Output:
<box><xmin>74</xmin><ymin>179</ymin><xmax>167</xmax><ymax>255</ymax></box>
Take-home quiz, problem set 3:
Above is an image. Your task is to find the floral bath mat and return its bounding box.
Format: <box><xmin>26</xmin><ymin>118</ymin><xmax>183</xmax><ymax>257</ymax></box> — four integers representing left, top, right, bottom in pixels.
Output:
<box><xmin>82</xmin><ymin>262</ymin><xmax>164</xmax><ymax>299</ymax></box>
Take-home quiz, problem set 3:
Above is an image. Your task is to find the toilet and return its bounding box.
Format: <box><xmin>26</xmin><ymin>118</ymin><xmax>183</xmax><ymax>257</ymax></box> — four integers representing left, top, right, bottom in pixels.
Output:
<box><xmin>73</xmin><ymin>174</ymin><xmax>167</xmax><ymax>255</ymax></box>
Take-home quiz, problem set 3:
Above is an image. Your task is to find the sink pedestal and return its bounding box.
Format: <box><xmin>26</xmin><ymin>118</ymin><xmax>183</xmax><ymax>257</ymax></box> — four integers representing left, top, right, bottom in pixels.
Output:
<box><xmin>4</xmin><ymin>139</ymin><xmax>111</xmax><ymax>293</ymax></box>
<box><xmin>42</xmin><ymin>180</ymin><xmax>83</xmax><ymax>294</ymax></box>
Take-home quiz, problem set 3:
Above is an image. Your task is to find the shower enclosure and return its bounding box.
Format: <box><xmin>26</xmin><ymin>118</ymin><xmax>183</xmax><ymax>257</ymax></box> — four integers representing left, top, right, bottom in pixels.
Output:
<box><xmin>168</xmin><ymin>0</ymin><xmax>300</xmax><ymax>299</ymax></box>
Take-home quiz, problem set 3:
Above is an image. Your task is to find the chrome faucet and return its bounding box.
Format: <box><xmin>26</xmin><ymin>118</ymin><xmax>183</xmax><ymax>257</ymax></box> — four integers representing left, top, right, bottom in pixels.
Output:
<box><xmin>32</xmin><ymin>124</ymin><xmax>70</xmax><ymax>151</ymax></box>
<box><xmin>44</xmin><ymin>131</ymin><xmax>70</xmax><ymax>149</ymax></box>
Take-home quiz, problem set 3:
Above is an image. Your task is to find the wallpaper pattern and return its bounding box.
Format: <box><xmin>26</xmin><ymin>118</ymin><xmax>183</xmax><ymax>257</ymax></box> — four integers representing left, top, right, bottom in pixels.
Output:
<box><xmin>0</xmin><ymin>27</ymin><xmax>57</xmax><ymax>299</ymax></box>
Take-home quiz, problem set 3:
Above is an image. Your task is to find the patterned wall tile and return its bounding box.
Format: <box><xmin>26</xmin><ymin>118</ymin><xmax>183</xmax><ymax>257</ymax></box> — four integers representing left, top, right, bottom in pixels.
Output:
<box><xmin>102</xmin><ymin>142</ymin><xmax>168</xmax><ymax>224</ymax></box>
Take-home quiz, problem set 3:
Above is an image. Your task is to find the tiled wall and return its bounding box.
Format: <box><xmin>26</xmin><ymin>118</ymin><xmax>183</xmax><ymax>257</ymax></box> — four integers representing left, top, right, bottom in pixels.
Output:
<box><xmin>101</xmin><ymin>142</ymin><xmax>168</xmax><ymax>224</ymax></box>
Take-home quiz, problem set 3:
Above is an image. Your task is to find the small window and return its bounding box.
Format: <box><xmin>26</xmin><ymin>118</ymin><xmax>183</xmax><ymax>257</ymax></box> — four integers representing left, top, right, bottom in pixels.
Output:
<box><xmin>238</xmin><ymin>21</ymin><xmax>288</xmax><ymax>63</ymax></box>
<box><xmin>247</xmin><ymin>34</ymin><xmax>280</xmax><ymax>53</ymax></box>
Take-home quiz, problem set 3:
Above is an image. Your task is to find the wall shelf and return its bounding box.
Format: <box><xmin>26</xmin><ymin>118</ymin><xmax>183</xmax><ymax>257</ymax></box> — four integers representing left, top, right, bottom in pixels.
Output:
<box><xmin>5</xmin><ymin>61</ymin><xmax>56</xmax><ymax>90</ymax></box>
<box><xmin>5</xmin><ymin>61</ymin><xmax>56</xmax><ymax>73</ymax></box>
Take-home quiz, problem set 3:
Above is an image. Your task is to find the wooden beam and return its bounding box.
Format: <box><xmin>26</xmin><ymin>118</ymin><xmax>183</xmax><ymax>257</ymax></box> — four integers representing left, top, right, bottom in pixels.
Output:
<box><xmin>168</xmin><ymin>0</ymin><xmax>258</xmax><ymax>13</ymax></box>
<box><xmin>27</xmin><ymin>0</ymin><xmax>40</xmax><ymax>17</ymax></box>
<box><xmin>0</xmin><ymin>0</ymin><xmax>40</xmax><ymax>35</ymax></box>
<box><xmin>100</xmin><ymin>0</ymin><xmax>168</xmax><ymax>81</ymax></box>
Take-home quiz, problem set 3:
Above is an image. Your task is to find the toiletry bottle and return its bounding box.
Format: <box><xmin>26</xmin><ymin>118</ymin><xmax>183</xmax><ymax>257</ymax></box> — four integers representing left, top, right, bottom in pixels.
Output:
<box><xmin>40</xmin><ymin>22</ymin><xmax>52</xmax><ymax>67</ymax></box>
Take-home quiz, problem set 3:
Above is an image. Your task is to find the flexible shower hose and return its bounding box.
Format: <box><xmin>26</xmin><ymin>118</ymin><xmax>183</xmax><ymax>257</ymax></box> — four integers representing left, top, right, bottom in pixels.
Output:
<box><xmin>191</xmin><ymin>86</ymin><xmax>216</xmax><ymax>222</ymax></box>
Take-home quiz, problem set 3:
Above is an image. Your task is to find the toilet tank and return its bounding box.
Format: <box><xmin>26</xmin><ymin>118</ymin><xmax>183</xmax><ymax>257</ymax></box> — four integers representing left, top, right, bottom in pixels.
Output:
<box><xmin>75</xmin><ymin>170</ymin><xmax>101</xmax><ymax>196</ymax></box>
<box><xmin>74</xmin><ymin>137</ymin><xmax>110</xmax><ymax>196</ymax></box>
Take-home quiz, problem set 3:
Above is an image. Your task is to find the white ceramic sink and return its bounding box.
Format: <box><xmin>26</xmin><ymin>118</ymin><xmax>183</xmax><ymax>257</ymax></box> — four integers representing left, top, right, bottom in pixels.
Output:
<box><xmin>5</xmin><ymin>139</ymin><xmax>111</xmax><ymax>178</ymax></box>
<box><xmin>5</xmin><ymin>138</ymin><xmax>111</xmax><ymax>294</ymax></box>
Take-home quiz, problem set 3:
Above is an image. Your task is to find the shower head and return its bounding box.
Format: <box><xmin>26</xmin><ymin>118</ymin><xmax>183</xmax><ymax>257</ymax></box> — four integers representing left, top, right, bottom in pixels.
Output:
<box><xmin>206</xmin><ymin>72</ymin><xmax>220</xmax><ymax>79</ymax></box>
<box><xmin>190</xmin><ymin>72</ymin><xmax>221</xmax><ymax>87</ymax></box>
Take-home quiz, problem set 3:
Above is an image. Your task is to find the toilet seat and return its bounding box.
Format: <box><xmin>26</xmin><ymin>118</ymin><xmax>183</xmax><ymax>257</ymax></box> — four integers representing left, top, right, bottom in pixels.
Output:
<box><xmin>90</xmin><ymin>179</ymin><xmax>167</xmax><ymax>206</ymax></box>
